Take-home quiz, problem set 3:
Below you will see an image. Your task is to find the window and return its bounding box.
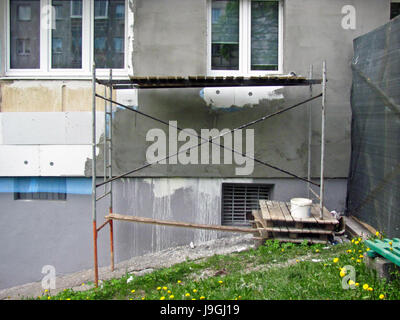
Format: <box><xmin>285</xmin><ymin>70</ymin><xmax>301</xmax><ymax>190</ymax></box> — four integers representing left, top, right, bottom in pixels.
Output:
<box><xmin>207</xmin><ymin>0</ymin><xmax>283</xmax><ymax>75</ymax></box>
<box><xmin>6</xmin><ymin>0</ymin><xmax>127</xmax><ymax>77</ymax></box>
<box><xmin>13</xmin><ymin>177</ymin><xmax>67</xmax><ymax>201</ymax></box>
<box><xmin>15</xmin><ymin>192</ymin><xmax>67</xmax><ymax>201</ymax></box>
<box><xmin>71</xmin><ymin>0</ymin><xmax>82</xmax><ymax>17</ymax></box>
<box><xmin>391</xmin><ymin>0</ymin><xmax>400</xmax><ymax>19</ymax></box>
<box><xmin>221</xmin><ymin>183</ymin><xmax>272</xmax><ymax>226</ymax></box>
<box><xmin>17</xmin><ymin>4</ymin><xmax>31</xmax><ymax>21</ymax></box>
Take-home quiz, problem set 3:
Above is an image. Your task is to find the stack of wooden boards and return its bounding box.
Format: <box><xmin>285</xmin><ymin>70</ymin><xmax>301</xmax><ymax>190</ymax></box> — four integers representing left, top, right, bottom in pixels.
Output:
<box><xmin>252</xmin><ymin>200</ymin><xmax>339</xmax><ymax>244</ymax></box>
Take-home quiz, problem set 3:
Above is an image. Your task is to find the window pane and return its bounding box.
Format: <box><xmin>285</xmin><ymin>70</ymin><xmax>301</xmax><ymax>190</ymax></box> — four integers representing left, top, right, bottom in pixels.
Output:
<box><xmin>10</xmin><ymin>0</ymin><xmax>40</xmax><ymax>69</ymax></box>
<box><xmin>251</xmin><ymin>1</ymin><xmax>279</xmax><ymax>71</ymax></box>
<box><xmin>94</xmin><ymin>0</ymin><xmax>125</xmax><ymax>69</ymax></box>
<box><xmin>211</xmin><ymin>0</ymin><xmax>239</xmax><ymax>70</ymax></box>
<box><xmin>391</xmin><ymin>3</ymin><xmax>400</xmax><ymax>19</ymax></box>
<box><xmin>51</xmin><ymin>0</ymin><xmax>82</xmax><ymax>69</ymax></box>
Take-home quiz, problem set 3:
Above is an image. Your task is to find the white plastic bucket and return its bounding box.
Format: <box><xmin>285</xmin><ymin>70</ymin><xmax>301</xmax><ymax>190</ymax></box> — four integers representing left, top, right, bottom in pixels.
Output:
<box><xmin>290</xmin><ymin>198</ymin><xmax>312</xmax><ymax>219</ymax></box>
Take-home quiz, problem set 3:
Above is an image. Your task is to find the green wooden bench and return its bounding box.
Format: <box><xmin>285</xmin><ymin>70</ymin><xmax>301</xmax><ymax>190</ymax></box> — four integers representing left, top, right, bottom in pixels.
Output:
<box><xmin>365</xmin><ymin>238</ymin><xmax>400</xmax><ymax>267</ymax></box>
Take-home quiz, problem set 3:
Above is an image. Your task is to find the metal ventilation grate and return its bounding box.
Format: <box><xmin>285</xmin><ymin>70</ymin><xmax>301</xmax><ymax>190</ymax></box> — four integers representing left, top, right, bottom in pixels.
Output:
<box><xmin>221</xmin><ymin>183</ymin><xmax>272</xmax><ymax>226</ymax></box>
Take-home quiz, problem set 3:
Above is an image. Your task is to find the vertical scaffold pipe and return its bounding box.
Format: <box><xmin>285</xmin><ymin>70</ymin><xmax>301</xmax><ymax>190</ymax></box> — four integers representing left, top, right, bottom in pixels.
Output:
<box><xmin>108</xmin><ymin>69</ymin><xmax>114</xmax><ymax>272</ymax></box>
<box><xmin>92</xmin><ymin>63</ymin><xmax>99</xmax><ymax>287</ymax></box>
<box><xmin>320</xmin><ymin>61</ymin><xmax>327</xmax><ymax>219</ymax></box>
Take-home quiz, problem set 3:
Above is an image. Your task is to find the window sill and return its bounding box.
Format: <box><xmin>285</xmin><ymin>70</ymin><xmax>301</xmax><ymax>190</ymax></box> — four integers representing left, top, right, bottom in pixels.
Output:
<box><xmin>0</xmin><ymin>73</ymin><xmax>132</xmax><ymax>81</ymax></box>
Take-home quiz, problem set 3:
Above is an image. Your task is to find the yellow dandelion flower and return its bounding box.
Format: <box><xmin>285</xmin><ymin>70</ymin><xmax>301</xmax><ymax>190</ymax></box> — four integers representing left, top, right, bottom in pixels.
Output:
<box><xmin>177</xmin><ymin>280</ymin><xmax>182</xmax><ymax>284</ymax></box>
<box><xmin>48</xmin><ymin>296</ymin><xmax>51</xmax><ymax>300</ymax></box>
<box><xmin>375</xmin><ymin>231</ymin><xmax>380</xmax><ymax>237</ymax></box>
<box><xmin>363</xmin><ymin>284</ymin><xmax>369</xmax><ymax>290</ymax></box>
<box><xmin>366</xmin><ymin>248</ymin><xmax>370</xmax><ymax>251</ymax></box>
<box><xmin>333</xmin><ymin>258</ymin><xmax>339</xmax><ymax>263</ymax></box>
<box><xmin>281</xmin><ymin>249</ymin><xmax>284</xmax><ymax>252</ymax></box>
<box><xmin>218</xmin><ymin>280</ymin><xmax>223</xmax><ymax>284</ymax></box>
<box><xmin>169</xmin><ymin>295</ymin><xmax>174</xmax><ymax>299</ymax></box>
<box><xmin>185</xmin><ymin>293</ymin><xmax>190</xmax><ymax>297</ymax></box>
<box><xmin>157</xmin><ymin>287</ymin><xmax>161</xmax><ymax>290</ymax></box>
<box><xmin>355</xmin><ymin>241</ymin><xmax>359</xmax><ymax>245</ymax></box>
<box><xmin>340</xmin><ymin>270</ymin><xmax>346</xmax><ymax>277</ymax></box>
<box><xmin>315</xmin><ymin>249</ymin><xmax>320</xmax><ymax>253</ymax></box>
<box><xmin>347</xmin><ymin>250</ymin><xmax>352</xmax><ymax>253</ymax></box>
<box><xmin>296</xmin><ymin>259</ymin><xmax>299</xmax><ymax>262</ymax></box>
<box><xmin>141</xmin><ymin>297</ymin><xmax>145</xmax><ymax>300</ymax></box>
<box><xmin>160</xmin><ymin>296</ymin><xmax>165</xmax><ymax>300</ymax></box>
<box><xmin>131</xmin><ymin>289</ymin><xmax>135</xmax><ymax>293</ymax></box>
<box><xmin>200</xmin><ymin>296</ymin><xmax>205</xmax><ymax>300</ymax></box>
<box><xmin>356</xmin><ymin>259</ymin><xmax>361</xmax><ymax>263</ymax></box>
<box><xmin>167</xmin><ymin>290</ymin><xmax>171</xmax><ymax>294</ymax></box>
<box><xmin>368</xmin><ymin>287</ymin><xmax>373</xmax><ymax>292</ymax></box>
<box><xmin>238</xmin><ymin>296</ymin><xmax>242</xmax><ymax>299</ymax></box>
<box><xmin>66</xmin><ymin>298</ymin><xmax>71</xmax><ymax>300</ymax></box>
<box><xmin>390</xmin><ymin>247</ymin><xmax>393</xmax><ymax>251</ymax></box>
<box><xmin>162</xmin><ymin>286</ymin><xmax>168</xmax><ymax>291</ymax></box>
<box><xmin>193</xmin><ymin>289</ymin><xmax>197</xmax><ymax>293</ymax></box>
<box><xmin>358</xmin><ymin>250</ymin><xmax>362</xmax><ymax>253</ymax></box>
<box><xmin>355</xmin><ymin>283</ymin><xmax>359</xmax><ymax>287</ymax></box>
<box><xmin>192</xmin><ymin>298</ymin><xmax>196</xmax><ymax>300</ymax></box>
<box><xmin>379</xmin><ymin>294</ymin><xmax>385</xmax><ymax>300</ymax></box>
<box><xmin>129</xmin><ymin>298</ymin><xmax>133</xmax><ymax>300</ymax></box>
<box><xmin>359</xmin><ymin>255</ymin><xmax>364</xmax><ymax>258</ymax></box>
<box><xmin>351</xmin><ymin>239</ymin><xmax>355</xmax><ymax>243</ymax></box>
<box><xmin>358</xmin><ymin>238</ymin><xmax>362</xmax><ymax>242</ymax></box>
<box><xmin>348</xmin><ymin>280</ymin><xmax>355</xmax><ymax>286</ymax></box>
<box><xmin>389</xmin><ymin>241</ymin><xmax>393</xmax><ymax>246</ymax></box>
<box><xmin>81</xmin><ymin>283</ymin><xmax>85</xmax><ymax>286</ymax></box>
<box><xmin>351</xmin><ymin>257</ymin><xmax>355</xmax><ymax>260</ymax></box>
<box><xmin>44</xmin><ymin>289</ymin><xmax>49</xmax><ymax>293</ymax></box>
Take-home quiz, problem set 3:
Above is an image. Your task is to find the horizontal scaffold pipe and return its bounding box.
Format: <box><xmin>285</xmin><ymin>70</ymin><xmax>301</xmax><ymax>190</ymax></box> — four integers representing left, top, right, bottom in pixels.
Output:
<box><xmin>106</xmin><ymin>213</ymin><xmax>259</xmax><ymax>234</ymax></box>
<box><xmin>95</xmin><ymin>93</ymin><xmax>323</xmax><ymax>188</ymax></box>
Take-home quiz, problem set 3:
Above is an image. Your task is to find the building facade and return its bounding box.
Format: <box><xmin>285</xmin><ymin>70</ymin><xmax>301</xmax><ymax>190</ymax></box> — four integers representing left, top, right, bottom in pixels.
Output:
<box><xmin>0</xmin><ymin>0</ymin><xmax>395</xmax><ymax>289</ymax></box>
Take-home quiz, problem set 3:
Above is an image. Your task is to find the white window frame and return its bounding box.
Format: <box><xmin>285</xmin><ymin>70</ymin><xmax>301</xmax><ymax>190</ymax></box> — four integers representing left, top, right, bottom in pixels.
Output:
<box><xmin>4</xmin><ymin>0</ymin><xmax>129</xmax><ymax>79</ymax></box>
<box><xmin>207</xmin><ymin>0</ymin><xmax>283</xmax><ymax>76</ymax></box>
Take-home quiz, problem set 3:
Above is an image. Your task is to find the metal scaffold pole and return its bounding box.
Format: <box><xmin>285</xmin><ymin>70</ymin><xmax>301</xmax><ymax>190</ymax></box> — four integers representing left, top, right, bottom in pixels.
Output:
<box><xmin>108</xmin><ymin>69</ymin><xmax>114</xmax><ymax>272</ymax></box>
<box><xmin>92</xmin><ymin>63</ymin><xmax>99</xmax><ymax>287</ymax></box>
<box><xmin>307</xmin><ymin>64</ymin><xmax>313</xmax><ymax>199</ymax></box>
<box><xmin>320</xmin><ymin>61</ymin><xmax>327</xmax><ymax>219</ymax></box>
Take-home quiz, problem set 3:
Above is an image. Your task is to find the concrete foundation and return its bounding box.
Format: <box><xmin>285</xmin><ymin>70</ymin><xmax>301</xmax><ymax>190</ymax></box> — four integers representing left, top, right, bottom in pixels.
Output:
<box><xmin>364</xmin><ymin>253</ymin><xmax>400</xmax><ymax>281</ymax></box>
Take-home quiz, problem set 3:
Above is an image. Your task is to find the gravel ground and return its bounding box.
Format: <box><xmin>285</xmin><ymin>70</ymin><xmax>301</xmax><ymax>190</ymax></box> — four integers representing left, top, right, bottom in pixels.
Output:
<box><xmin>0</xmin><ymin>234</ymin><xmax>255</xmax><ymax>300</ymax></box>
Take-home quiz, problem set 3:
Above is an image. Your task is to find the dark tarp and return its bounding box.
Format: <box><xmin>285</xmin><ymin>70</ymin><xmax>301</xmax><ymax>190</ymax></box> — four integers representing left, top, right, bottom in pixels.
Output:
<box><xmin>346</xmin><ymin>16</ymin><xmax>400</xmax><ymax>237</ymax></box>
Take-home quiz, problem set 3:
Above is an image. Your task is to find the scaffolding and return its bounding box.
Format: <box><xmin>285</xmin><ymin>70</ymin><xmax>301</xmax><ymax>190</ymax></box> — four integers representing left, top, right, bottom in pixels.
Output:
<box><xmin>91</xmin><ymin>62</ymin><xmax>327</xmax><ymax>287</ymax></box>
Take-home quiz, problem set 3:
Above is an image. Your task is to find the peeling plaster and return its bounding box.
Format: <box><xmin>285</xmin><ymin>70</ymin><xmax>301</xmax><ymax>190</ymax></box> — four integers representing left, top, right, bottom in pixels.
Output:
<box><xmin>143</xmin><ymin>178</ymin><xmax>188</xmax><ymax>198</ymax></box>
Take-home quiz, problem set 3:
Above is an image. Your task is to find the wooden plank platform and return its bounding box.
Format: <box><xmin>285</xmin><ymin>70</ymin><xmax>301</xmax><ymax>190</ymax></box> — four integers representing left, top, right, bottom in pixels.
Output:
<box><xmin>97</xmin><ymin>75</ymin><xmax>322</xmax><ymax>89</ymax></box>
<box><xmin>253</xmin><ymin>200</ymin><xmax>338</xmax><ymax>244</ymax></box>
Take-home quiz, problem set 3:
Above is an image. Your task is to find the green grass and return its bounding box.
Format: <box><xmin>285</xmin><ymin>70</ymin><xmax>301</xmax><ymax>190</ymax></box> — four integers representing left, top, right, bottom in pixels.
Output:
<box><xmin>33</xmin><ymin>237</ymin><xmax>400</xmax><ymax>300</ymax></box>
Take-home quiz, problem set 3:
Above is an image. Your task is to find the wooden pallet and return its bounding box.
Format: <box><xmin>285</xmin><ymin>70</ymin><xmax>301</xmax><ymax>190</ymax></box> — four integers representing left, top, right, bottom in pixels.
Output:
<box><xmin>252</xmin><ymin>200</ymin><xmax>338</xmax><ymax>244</ymax></box>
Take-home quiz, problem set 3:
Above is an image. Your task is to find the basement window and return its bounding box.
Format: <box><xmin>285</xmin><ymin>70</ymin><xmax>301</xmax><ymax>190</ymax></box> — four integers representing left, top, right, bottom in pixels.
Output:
<box><xmin>221</xmin><ymin>183</ymin><xmax>272</xmax><ymax>226</ymax></box>
<box><xmin>13</xmin><ymin>177</ymin><xmax>67</xmax><ymax>201</ymax></box>
<box><xmin>14</xmin><ymin>192</ymin><xmax>67</xmax><ymax>201</ymax></box>
<box><xmin>207</xmin><ymin>0</ymin><xmax>283</xmax><ymax>76</ymax></box>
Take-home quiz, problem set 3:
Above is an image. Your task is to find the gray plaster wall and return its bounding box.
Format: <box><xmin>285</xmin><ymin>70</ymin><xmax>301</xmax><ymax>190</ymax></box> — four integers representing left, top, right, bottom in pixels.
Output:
<box><xmin>0</xmin><ymin>193</ymin><xmax>109</xmax><ymax>290</ymax></box>
<box><xmin>0</xmin><ymin>176</ymin><xmax>346</xmax><ymax>290</ymax></box>
<box><xmin>89</xmin><ymin>0</ymin><xmax>391</xmax><ymax>181</ymax></box>
<box><xmin>112</xmin><ymin>177</ymin><xmax>347</xmax><ymax>262</ymax></box>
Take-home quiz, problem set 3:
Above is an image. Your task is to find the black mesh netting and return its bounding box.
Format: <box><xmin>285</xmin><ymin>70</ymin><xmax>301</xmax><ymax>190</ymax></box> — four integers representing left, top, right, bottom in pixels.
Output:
<box><xmin>346</xmin><ymin>16</ymin><xmax>400</xmax><ymax>237</ymax></box>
